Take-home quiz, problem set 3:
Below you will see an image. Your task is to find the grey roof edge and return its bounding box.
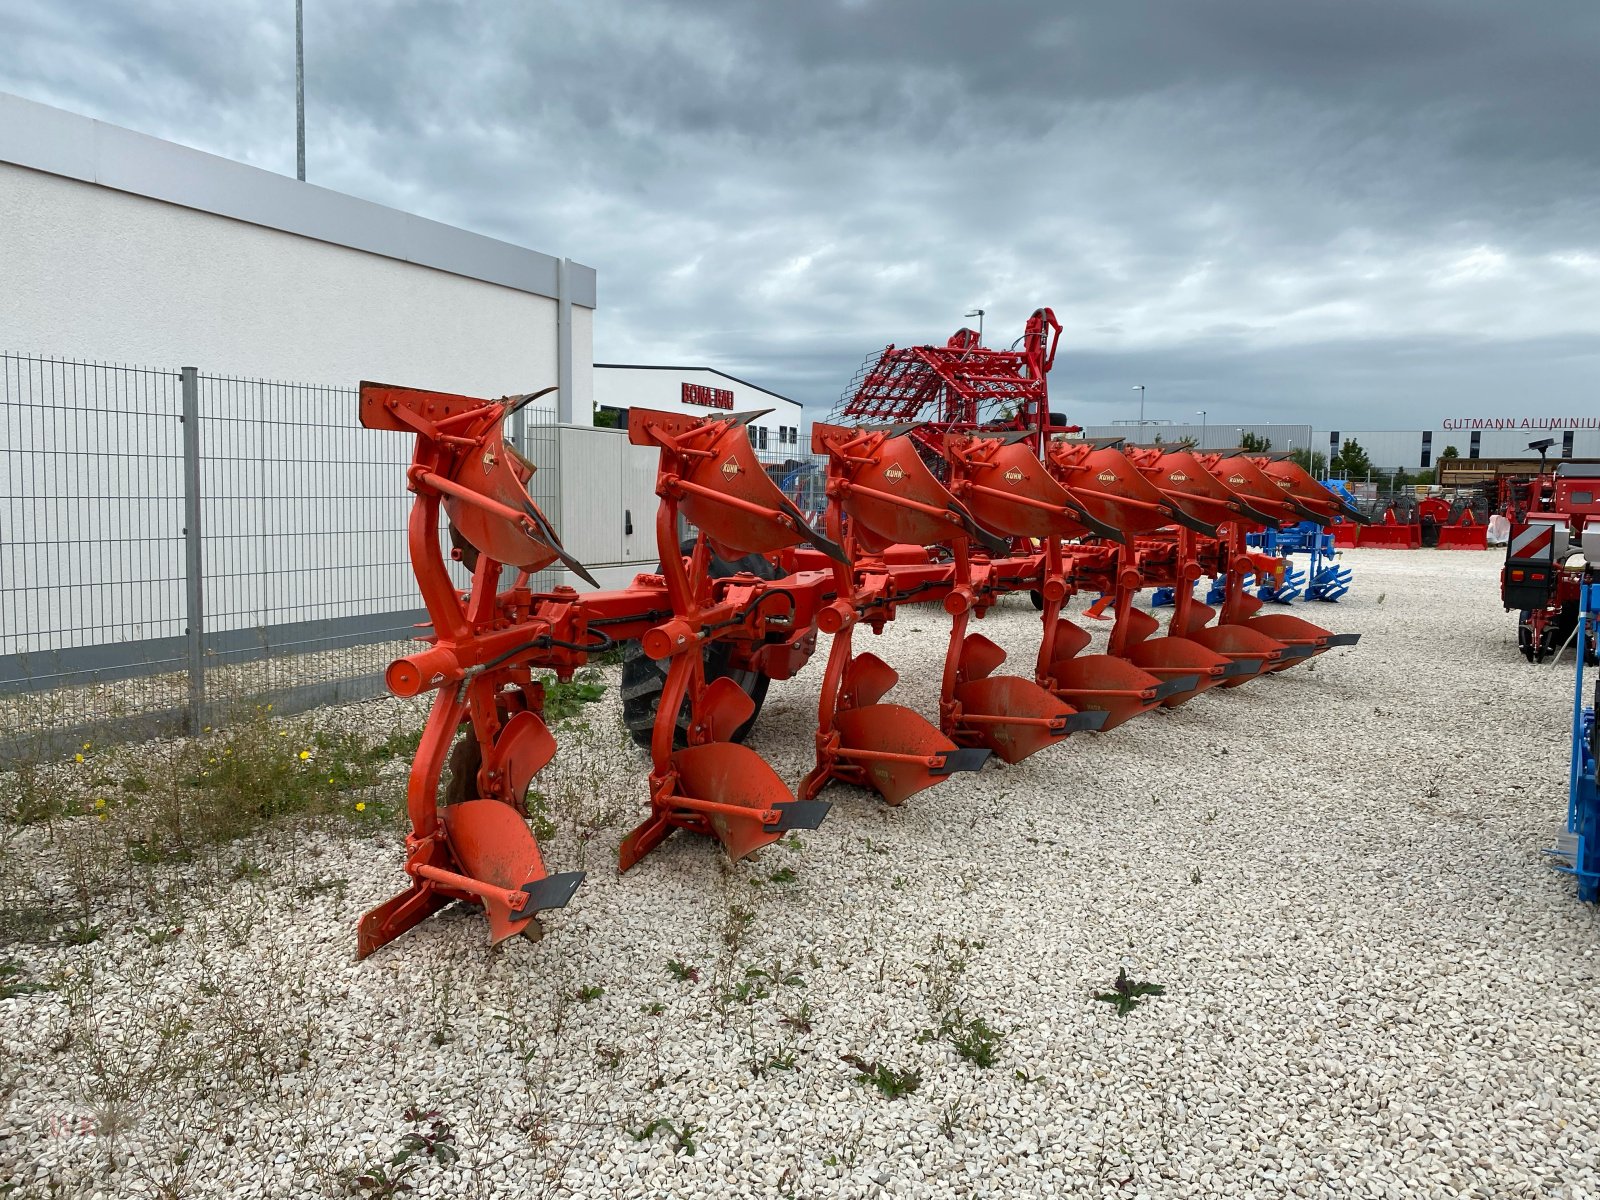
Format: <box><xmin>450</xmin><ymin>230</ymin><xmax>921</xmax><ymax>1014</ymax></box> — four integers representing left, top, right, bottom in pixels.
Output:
<box><xmin>594</xmin><ymin>362</ymin><xmax>801</xmax><ymax>408</ymax></box>
<box><xmin>0</xmin><ymin>91</ymin><xmax>596</xmax><ymax>308</ymax></box>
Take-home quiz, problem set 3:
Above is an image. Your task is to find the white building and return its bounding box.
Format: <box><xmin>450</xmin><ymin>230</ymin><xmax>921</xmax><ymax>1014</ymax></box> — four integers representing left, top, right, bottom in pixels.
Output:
<box><xmin>0</xmin><ymin>91</ymin><xmax>595</xmax><ymax>408</ymax></box>
<box><xmin>594</xmin><ymin>364</ymin><xmax>804</xmax><ymax>457</ymax></box>
<box><xmin>1316</xmin><ymin>423</ymin><xmax>1600</xmax><ymax>472</ymax></box>
<box><xmin>0</xmin><ymin>91</ymin><xmax>616</xmax><ymax>698</ymax></box>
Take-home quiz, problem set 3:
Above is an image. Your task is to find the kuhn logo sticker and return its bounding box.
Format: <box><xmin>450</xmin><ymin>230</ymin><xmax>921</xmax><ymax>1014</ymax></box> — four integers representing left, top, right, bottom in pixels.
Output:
<box><xmin>481</xmin><ymin>447</ymin><xmax>497</xmax><ymax>474</ymax></box>
<box><xmin>884</xmin><ymin>463</ymin><xmax>906</xmax><ymax>483</ymax></box>
<box><xmin>1228</xmin><ymin>474</ymin><xmax>1246</xmax><ymax>486</ymax></box>
<box><xmin>1097</xmin><ymin>470</ymin><xmax>1117</xmax><ymax>484</ymax></box>
<box><xmin>1276</xmin><ymin>479</ymin><xmax>1292</xmax><ymax>489</ymax></box>
<box><xmin>721</xmin><ymin>457</ymin><xmax>740</xmax><ymax>480</ymax></box>
<box><xmin>1004</xmin><ymin>466</ymin><xmax>1024</xmax><ymax>484</ymax></box>
<box><xmin>1169</xmin><ymin>471</ymin><xmax>1189</xmax><ymax>483</ymax></box>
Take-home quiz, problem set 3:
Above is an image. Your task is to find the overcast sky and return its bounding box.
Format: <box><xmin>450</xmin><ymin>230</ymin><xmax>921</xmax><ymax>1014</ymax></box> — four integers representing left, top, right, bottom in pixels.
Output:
<box><xmin>4</xmin><ymin>1</ymin><xmax>1598</xmax><ymax>429</ymax></box>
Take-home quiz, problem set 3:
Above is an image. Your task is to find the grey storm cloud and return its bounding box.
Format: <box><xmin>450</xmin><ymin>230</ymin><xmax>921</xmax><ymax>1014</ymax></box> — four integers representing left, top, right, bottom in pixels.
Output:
<box><xmin>3</xmin><ymin>0</ymin><xmax>1599</xmax><ymax>429</ymax></box>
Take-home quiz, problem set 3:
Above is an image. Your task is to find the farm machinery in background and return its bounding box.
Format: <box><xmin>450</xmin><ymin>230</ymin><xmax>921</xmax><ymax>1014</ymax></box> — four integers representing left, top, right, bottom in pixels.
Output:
<box><xmin>1500</xmin><ymin>464</ymin><xmax>1600</xmax><ymax>662</ymax></box>
<box><xmin>354</xmin><ymin>309</ymin><xmax>1362</xmax><ymax>958</ymax></box>
<box><xmin>1327</xmin><ymin>493</ymin><xmax>1489</xmax><ymax>550</ymax></box>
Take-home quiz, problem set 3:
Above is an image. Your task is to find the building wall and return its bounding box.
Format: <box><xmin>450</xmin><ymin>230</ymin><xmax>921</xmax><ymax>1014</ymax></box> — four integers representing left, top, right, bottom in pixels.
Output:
<box><xmin>0</xmin><ymin>91</ymin><xmax>597</xmax><ymax>404</ymax></box>
<box><xmin>594</xmin><ymin>364</ymin><xmax>804</xmax><ymax>455</ymax></box>
<box><xmin>1</xmin><ymin>162</ymin><xmax>582</xmax><ymax>400</ymax></box>
<box><xmin>1315</xmin><ymin>427</ymin><xmax>1600</xmax><ymax>471</ymax></box>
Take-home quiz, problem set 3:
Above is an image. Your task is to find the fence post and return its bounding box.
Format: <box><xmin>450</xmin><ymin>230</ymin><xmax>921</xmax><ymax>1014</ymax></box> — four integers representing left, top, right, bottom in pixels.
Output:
<box><xmin>180</xmin><ymin>366</ymin><xmax>205</xmax><ymax>733</ymax></box>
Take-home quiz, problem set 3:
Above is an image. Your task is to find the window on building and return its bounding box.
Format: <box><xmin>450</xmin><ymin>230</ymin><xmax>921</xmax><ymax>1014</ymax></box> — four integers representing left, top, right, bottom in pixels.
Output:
<box><xmin>757</xmin><ymin>426</ymin><xmax>769</xmax><ymax>451</ymax></box>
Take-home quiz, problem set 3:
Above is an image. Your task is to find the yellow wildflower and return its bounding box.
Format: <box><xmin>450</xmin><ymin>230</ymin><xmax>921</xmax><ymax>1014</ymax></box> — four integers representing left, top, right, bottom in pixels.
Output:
<box><xmin>93</xmin><ymin>798</ymin><xmax>106</xmax><ymax>810</ymax></box>
<box><xmin>355</xmin><ymin>802</ymin><xmax>366</xmax><ymax>813</ymax></box>
<box><xmin>73</xmin><ymin>753</ymin><xmax>84</xmax><ymax>764</ymax></box>
<box><xmin>298</xmin><ymin>750</ymin><xmax>311</xmax><ymax>761</ymax></box>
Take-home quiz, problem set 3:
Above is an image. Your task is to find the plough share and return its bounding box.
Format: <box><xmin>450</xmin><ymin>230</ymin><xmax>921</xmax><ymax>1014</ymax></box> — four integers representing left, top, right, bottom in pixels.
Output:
<box><xmin>355</xmin><ymin>310</ymin><xmax>1362</xmax><ymax>957</ymax></box>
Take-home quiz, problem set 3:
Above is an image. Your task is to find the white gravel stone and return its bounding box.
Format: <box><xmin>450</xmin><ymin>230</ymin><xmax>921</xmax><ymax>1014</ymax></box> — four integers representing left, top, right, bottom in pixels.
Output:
<box><xmin>2</xmin><ymin>548</ymin><xmax>1598</xmax><ymax>1198</ymax></box>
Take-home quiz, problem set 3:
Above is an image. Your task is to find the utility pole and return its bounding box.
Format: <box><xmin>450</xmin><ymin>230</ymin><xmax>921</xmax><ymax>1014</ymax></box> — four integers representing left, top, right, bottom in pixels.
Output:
<box><xmin>295</xmin><ymin>0</ymin><xmax>305</xmax><ymax>181</ymax></box>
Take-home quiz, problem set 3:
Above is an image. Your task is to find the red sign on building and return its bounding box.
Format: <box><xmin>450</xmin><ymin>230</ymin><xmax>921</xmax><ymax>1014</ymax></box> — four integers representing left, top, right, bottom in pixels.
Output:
<box><xmin>682</xmin><ymin>382</ymin><xmax>734</xmax><ymax>410</ymax></box>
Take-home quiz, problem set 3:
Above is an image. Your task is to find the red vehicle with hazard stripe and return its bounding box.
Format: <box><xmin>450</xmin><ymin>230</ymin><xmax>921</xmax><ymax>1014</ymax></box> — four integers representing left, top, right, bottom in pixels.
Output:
<box><xmin>1501</xmin><ymin>464</ymin><xmax>1600</xmax><ymax>661</ymax></box>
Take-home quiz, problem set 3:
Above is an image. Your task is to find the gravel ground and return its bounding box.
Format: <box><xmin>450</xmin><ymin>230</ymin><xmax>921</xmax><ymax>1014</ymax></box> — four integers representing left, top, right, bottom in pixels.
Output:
<box><xmin>2</xmin><ymin>547</ymin><xmax>1597</xmax><ymax>1199</ymax></box>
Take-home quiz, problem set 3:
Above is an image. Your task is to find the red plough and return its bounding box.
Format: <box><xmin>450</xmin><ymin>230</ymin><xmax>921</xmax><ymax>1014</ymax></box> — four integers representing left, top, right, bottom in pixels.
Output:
<box><xmin>354</xmin><ymin>308</ymin><xmax>1363</xmax><ymax>956</ymax></box>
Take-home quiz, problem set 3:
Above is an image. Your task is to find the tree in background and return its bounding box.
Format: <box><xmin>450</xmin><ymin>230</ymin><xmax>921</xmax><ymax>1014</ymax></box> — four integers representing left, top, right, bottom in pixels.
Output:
<box><xmin>1441</xmin><ymin>445</ymin><xmax>1460</xmax><ymax>459</ymax></box>
<box><xmin>1289</xmin><ymin>447</ymin><xmax>1329</xmax><ymax>477</ymax></box>
<box><xmin>1331</xmin><ymin>438</ymin><xmax>1372</xmax><ymax>477</ymax></box>
<box><xmin>1240</xmin><ymin>431</ymin><xmax>1272</xmax><ymax>452</ymax></box>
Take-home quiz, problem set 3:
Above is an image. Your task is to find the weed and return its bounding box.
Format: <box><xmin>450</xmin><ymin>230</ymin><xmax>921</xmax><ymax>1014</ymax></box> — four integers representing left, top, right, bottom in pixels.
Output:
<box><xmin>61</xmin><ymin>922</ymin><xmax>102</xmax><ymax>946</ymax></box>
<box><xmin>537</xmin><ymin>670</ymin><xmax>608</xmax><ymax>724</ymax></box>
<box><xmin>523</xmin><ymin>788</ymin><xmax>558</xmax><ymax>843</ymax></box>
<box><xmin>754</xmin><ymin>1049</ymin><xmax>797</xmax><ymax>1075</ymax></box>
<box><xmin>722</xmin><ymin>904</ymin><xmax>755</xmax><ymax>953</ymax></box>
<box><xmin>938</xmin><ymin>1013</ymin><xmax>1004</xmax><ymax>1068</ymax></box>
<box><xmin>630</xmin><ymin>1118</ymin><xmax>702</xmax><ymax>1156</ymax></box>
<box><xmin>577</xmin><ymin>985</ymin><xmax>604</xmax><ymax>1002</ymax></box>
<box><xmin>1092</xmin><ymin>967</ymin><xmax>1166</xmax><ymax>1017</ymax></box>
<box><xmin>596</xmin><ymin>1045</ymin><xmax>624</xmax><ymax>1070</ymax></box>
<box><xmin>0</xmin><ymin>959</ymin><xmax>47</xmax><ymax>999</ymax></box>
<box><xmin>782</xmin><ymin>832</ymin><xmax>803</xmax><ymax>851</ymax></box>
<box><xmin>780</xmin><ymin>999</ymin><xmax>814</xmax><ymax>1034</ymax></box>
<box><xmin>891</xmin><ymin>875</ymin><xmax>908</xmax><ymax>891</ymax></box>
<box><xmin>841</xmin><ymin>1053</ymin><xmax>921</xmax><ymax>1099</ymax></box>
<box><xmin>666</xmin><ymin>959</ymin><xmax>699</xmax><ymax>983</ymax></box>
<box><xmin>293</xmin><ymin>876</ymin><xmax>349</xmax><ymax>901</ymax></box>
<box><xmin>353</xmin><ymin>1108</ymin><xmax>458</xmax><ymax>1197</ymax></box>
<box><xmin>1189</xmin><ymin>867</ymin><xmax>1202</xmax><ymax>884</ymax></box>
<box><xmin>641</xmin><ymin>1002</ymin><xmax>666</xmax><ymax>1016</ymax></box>
<box><xmin>721</xmin><ymin>973</ymin><xmax>770</xmax><ymax>1007</ymax></box>
<box><xmin>767</xmin><ymin>867</ymin><xmax>797</xmax><ymax>884</ymax></box>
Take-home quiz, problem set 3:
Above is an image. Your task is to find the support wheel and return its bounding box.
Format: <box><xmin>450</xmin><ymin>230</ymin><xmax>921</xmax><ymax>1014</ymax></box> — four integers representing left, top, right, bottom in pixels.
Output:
<box><xmin>620</xmin><ymin>545</ymin><xmax>778</xmax><ymax>750</ymax></box>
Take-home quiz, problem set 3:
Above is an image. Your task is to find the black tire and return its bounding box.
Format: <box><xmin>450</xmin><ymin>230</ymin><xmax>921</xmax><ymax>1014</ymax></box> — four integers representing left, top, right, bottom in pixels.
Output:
<box><xmin>1029</xmin><ymin>590</ymin><xmax>1045</xmax><ymax>611</ymax></box>
<box><xmin>620</xmin><ymin>544</ymin><xmax>779</xmax><ymax>750</ymax></box>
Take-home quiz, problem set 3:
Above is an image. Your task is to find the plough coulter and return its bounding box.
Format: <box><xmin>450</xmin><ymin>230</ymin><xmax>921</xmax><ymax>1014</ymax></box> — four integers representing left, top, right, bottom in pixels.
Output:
<box><xmin>355</xmin><ymin>310</ymin><xmax>1362</xmax><ymax>957</ymax></box>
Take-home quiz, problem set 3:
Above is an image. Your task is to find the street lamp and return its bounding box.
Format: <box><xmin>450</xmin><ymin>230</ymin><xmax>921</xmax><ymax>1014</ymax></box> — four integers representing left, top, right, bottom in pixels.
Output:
<box><xmin>964</xmin><ymin>309</ymin><xmax>985</xmax><ymax>345</ymax></box>
<box><xmin>1133</xmin><ymin>385</ymin><xmax>1146</xmax><ymax>433</ymax></box>
<box><xmin>1195</xmin><ymin>410</ymin><xmax>1206</xmax><ymax>447</ymax></box>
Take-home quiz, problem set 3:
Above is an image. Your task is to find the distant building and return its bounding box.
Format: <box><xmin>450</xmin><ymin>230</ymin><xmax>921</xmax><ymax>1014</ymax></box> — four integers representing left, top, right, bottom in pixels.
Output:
<box><xmin>593</xmin><ymin>364</ymin><xmax>804</xmax><ymax>456</ymax></box>
<box><xmin>1316</xmin><ymin>423</ymin><xmax>1600</xmax><ymax>473</ymax></box>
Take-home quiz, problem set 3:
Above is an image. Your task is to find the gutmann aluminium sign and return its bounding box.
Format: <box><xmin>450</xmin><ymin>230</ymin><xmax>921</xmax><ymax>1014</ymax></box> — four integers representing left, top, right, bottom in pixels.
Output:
<box><xmin>1442</xmin><ymin>416</ymin><xmax>1600</xmax><ymax>431</ymax></box>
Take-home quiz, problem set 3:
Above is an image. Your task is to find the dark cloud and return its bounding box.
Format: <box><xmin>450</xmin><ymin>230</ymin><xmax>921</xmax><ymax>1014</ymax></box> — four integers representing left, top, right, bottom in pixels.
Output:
<box><xmin>3</xmin><ymin>0</ymin><xmax>1598</xmax><ymax>427</ymax></box>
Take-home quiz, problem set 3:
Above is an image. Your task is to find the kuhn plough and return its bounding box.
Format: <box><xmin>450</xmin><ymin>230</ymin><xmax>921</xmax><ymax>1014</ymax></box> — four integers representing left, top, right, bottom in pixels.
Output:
<box><xmin>356</xmin><ymin>310</ymin><xmax>1361</xmax><ymax>957</ymax></box>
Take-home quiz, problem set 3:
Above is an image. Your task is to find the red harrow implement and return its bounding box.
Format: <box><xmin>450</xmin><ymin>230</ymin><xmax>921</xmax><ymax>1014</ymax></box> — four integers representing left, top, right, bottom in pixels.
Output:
<box><xmin>355</xmin><ymin>311</ymin><xmax>1361</xmax><ymax>956</ymax></box>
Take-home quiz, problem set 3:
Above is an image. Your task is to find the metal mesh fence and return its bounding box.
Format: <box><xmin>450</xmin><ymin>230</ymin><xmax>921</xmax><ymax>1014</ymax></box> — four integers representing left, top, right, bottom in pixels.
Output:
<box><xmin>1</xmin><ymin>356</ymin><xmax>189</xmax><ymax>753</ymax></box>
<box><xmin>1</xmin><ymin>357</ymin><xmax>555</xmax><ymax>759</ymax></box>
